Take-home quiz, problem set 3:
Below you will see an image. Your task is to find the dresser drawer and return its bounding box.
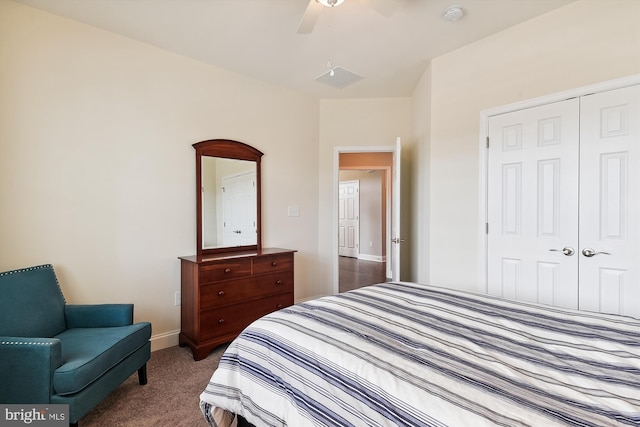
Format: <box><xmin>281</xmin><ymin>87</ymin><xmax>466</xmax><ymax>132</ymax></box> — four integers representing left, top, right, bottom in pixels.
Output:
<box><xmin>253</xmin><ymin>271</ymin><xmax>293</xmax><ymax>293</ymax></box>
<box><xmin>253</xmin><ymin>253</ymin><xmax>293</xmax><ymax>274</ymax></box>
<box><xmin>199</xmin><ymin>258</ymin><xmax>251</xmax><ymax>283</ymax></box>
<box><xmin>200</xmin><ymin>292</ymin><xmax>293</xmax><ymax>341</ymax></box>
<box><xmin>200</xmin><ymin>271</ymin><xmax>293</xmax><ymax>309</ymax></box>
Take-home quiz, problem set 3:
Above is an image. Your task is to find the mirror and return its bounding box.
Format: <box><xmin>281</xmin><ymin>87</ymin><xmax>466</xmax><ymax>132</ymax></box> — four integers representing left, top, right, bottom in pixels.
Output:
<box><xmin>201</xmin><ymin>157</ymin><xmax>257</xmax><ymax>249</ymax></box>
<box><xmin>195</xmin><ymin>139</ymin><xmax>263</xmax><ymax>256</ymax></box>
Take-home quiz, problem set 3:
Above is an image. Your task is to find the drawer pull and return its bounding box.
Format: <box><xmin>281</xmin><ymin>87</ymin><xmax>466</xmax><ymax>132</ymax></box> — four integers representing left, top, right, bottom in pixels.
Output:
<box><xmin>275</xmin><ymin>280</ymin><xmax>283</xmax><ymax>285</ymax></box>
<box><xmin>224</xmin><ymin>268</ymin><xmax>231</xmax><ymax>273</ymax></box>
<box><xmin>218</xmin><ymin>319</ymin><xmax>225</xmax><ymax>325</ymax></box>
<box><xmin>276</xmin><ymin>304</ymin><xmax>283</xmax><ymax>309</ymax></box>
<box><xmin>218</xmin><ymin>290</ymin><xmax>225</xmax><ymax>296</ymax></box>
<box><xmin>271</xmin><ymin>261</ymin><xmax>277</xmax><ymax>267</ymax></box>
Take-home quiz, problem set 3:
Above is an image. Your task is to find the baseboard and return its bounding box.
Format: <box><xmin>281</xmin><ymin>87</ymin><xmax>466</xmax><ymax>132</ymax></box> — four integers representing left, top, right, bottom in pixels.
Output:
<box><xmin>150</xmin><ymin>294</ymin><xmax>333</xmax><ymax>351</ymax></box>
<box><xmin>150</xmin><ymin>294</ymin><xmax>332</xmax><ymax>351</ymax></box>
<box><xmin>150</xmin><ymin>329</ymin><xmax>180</xmax><ymax>352</ymax></box>
<box><xmin>357</xmin><ymin>254</ymin><xmax>386</xmax><ymax>263</ymax></box>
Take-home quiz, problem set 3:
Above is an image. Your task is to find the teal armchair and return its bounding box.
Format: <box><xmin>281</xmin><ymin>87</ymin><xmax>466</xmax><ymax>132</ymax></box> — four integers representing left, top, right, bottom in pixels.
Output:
<box><xmin>0</xmin><ymin>264</ymin><xmax>151</xmax><ymax>426</ymax></box>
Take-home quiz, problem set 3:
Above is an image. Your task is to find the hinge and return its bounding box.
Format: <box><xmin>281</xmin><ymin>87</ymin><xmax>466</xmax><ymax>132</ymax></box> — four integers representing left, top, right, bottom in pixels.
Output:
<box><xmin>486</xmin><ymin>223</ymin><xmax>489</xmax><ymax>234</ymax></box>
<box><xmin>222</xmin><ymin>186</ymin><xmax>225</xmax><ymax>192</ymax></box>
<box><xmin>486</xmin><ymin>136</ymin><xmax>490</xmax><ymax>149</ymax></box>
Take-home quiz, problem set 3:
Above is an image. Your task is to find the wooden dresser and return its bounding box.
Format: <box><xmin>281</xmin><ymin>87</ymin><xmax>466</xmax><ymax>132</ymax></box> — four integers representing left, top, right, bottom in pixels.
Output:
<box><xmin>178</xmin><ymin>248</ymin><xmax>295</xmax><ymax>360</ymax></box>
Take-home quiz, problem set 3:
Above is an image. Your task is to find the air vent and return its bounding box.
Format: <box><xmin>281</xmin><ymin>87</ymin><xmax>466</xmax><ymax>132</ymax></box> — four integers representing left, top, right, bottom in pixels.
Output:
<box><xmin>315</xmin><ymin>66</ymin><xmax>363</xmax><ymax>89</ymax></box>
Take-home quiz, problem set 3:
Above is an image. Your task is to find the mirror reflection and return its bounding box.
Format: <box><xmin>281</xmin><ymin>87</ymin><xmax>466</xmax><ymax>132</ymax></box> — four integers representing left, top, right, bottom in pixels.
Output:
<box><xmin>202</xmin><ymin>157</ymin><xmax>257</xmax><ymax>249</ymax></box>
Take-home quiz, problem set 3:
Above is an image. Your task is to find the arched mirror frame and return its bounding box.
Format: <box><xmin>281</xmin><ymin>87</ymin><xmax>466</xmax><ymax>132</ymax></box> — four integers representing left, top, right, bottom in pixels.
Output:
<box><xmin>194</xmin><ymin>139</ymin><xmax>263</xmax><ymax>257</ymax></box>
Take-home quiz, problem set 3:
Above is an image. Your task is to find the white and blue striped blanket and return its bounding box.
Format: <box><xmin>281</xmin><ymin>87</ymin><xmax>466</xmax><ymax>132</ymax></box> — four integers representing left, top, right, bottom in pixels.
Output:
<box><xmin>200</xmin><ymin>282</ymin><xmax>640</xmax><ymax>426</ymax></box>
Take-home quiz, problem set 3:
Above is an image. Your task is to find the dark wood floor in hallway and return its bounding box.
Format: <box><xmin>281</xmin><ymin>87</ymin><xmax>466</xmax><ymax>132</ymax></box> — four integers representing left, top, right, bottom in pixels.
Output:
<box><xmin>339</xmin><ymin>256</ymin><xmax>388</xmax><ymax>293</ymax></box>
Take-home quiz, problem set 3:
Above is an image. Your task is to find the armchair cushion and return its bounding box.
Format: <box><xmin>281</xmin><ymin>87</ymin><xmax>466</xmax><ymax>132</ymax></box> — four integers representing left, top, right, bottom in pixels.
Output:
<box><xmin>53</xmin><ymin>322</ymin><xmax>151</xmax><ymax>395</ymax></box>
<box><xmin>0</xmin><ymin>265</ymin><xmax>66</xmax><ymax>337</ymax></box>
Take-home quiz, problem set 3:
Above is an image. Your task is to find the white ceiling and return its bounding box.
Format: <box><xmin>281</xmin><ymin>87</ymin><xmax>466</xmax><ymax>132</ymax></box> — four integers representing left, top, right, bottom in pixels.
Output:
<box><xmin>13</xmin><ymin>0</ymin><xmax>575</xmax><ymax>99</ymax></box>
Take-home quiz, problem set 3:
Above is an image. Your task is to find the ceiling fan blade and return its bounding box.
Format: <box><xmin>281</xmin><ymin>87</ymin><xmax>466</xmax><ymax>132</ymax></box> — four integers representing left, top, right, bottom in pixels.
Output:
<box><xmin>368</xmin><ymin>0</ymin><xmax>400</xmax><ymax>17</ymax></box>
<box><xmin>297</xmin><ymin>0</ymin><xmax>324</xmax><ymax>34</ymax></box>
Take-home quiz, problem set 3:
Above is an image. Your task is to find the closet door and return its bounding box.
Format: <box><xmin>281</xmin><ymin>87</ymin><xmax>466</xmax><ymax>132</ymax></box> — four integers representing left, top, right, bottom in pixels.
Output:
<box><xmin>578</xmin><ymin>85</ymin><xmax>640</xmax><ymax>317</ymax></box>
<box><xmin>487</xmin><ymin>99</ymin><xmax>580</xmax><ymax>308</ymax></box>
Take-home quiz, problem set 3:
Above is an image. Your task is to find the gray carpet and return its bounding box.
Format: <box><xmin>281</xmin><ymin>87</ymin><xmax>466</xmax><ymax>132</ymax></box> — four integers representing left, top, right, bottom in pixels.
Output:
<box><xmin>80</xmin><ymin>344</ymin><xmax>227</xmax><ymax>426</ymax></box>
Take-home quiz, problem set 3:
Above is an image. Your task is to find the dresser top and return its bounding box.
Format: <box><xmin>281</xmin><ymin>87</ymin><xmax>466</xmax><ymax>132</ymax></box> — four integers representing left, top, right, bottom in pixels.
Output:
<box><xmin>179</xmin><ymin>247</ymin><xmax>296</xmax><ymax>264</ymax></box>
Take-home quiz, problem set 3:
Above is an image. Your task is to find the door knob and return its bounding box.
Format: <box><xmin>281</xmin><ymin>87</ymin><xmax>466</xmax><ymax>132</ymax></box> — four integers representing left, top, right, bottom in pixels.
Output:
<box><xmin>582</xmin><ymin>248</ymin><xmax>611</xmax><ymax>257</ymax></box>
<box><xmin>549</xmin><ymin>247</ymin><xmax>575</xmax><ymax>256</ymax></box>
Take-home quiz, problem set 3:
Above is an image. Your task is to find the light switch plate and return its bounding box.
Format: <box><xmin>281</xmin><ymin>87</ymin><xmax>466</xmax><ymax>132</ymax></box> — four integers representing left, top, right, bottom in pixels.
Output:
<box><xmin>287</xmin><ymin>206</ymin><xmax>300</xmax><ymax>217</ymax></box>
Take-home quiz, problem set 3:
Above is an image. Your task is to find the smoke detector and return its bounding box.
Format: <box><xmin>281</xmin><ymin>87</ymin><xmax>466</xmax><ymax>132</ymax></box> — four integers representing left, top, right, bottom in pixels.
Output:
<box><xmin>317</xmin><ymin>0</ymin><xmax>344</xmax><ymax>7</ymax></box>
<box><xmin>442</xmin><ymin>5</ymin><xmax>464</xmax><ymax>22</ymax></box>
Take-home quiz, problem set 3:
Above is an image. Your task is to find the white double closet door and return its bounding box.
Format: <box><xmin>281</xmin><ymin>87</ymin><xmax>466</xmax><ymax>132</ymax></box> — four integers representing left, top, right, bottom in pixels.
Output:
<box><xmin>487</xmin><ymin>84</ymin><xmax>640</xmax><ymax>318</ymax></box>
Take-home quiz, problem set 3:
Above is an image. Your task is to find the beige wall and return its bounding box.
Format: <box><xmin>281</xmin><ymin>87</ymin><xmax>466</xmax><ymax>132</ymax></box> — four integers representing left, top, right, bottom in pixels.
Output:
<box><xmin>420</xmin><ymin>0</ymin><xmax>640</xmax><ymax>292</ymax></box>
<box><xmin>317</xmin><ymin>98</ymin><xmax>412</xmax><ymax>296</ymax></box>
<box><xmin>0</xmin><ymin>2</ymin><xmax>320</xmax><ymax>349</ymax></box>
<box><xmin>340</xmin><ymin>152</ymin><xmax>393</xmax><ymax>168</ymax></box>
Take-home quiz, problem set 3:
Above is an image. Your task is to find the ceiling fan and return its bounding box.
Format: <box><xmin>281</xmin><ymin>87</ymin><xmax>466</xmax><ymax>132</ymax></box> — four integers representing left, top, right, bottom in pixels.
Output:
<box><xmin>297</xmin><ymin>0</ymin><xmax>400</xmax><ymax>34</ymax></box>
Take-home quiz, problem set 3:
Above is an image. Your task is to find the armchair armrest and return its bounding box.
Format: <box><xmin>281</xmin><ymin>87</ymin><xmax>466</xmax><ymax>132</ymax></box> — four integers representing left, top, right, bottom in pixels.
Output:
<box><xmin>0</xmin><ymin>337</ymin><xmax>62</xmax><ymax>403</ymax></box>
<box><xmin>65</xmin><ymin>304</ymin><xmax>134</xmax><ymax>328</ymax></box>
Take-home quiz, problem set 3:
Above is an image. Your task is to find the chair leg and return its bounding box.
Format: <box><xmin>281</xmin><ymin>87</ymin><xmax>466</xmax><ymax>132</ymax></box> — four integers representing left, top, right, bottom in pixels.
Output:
<box><xmin>137</xmin><ymin>363</ymin><xmax>148</xmax><ymax>385</ymax></box>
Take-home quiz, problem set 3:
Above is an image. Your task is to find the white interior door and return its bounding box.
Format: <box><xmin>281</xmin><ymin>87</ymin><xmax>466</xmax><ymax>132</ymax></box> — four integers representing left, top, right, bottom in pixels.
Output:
<box><xmin>338</xmin><ymin>180</ymin><xmax>359</xmax><ymax>258</ymax></box>
<box><xmin>487</xmin><ymin>99</ymin><xmax>580</xmax><ymax>308</ymax></box>
<box><xmin>391</xmin><ymin>137</ymin><xmax>402</xmax><ymax>281</ymax></box>
<box><xmin>578</xmin><ymin>85</ymin><xmax>640</xmax><ymax>317</ymax></box>
<box><xmin>222</xmin><ymin>171</ymin><xmax>256</xmax><ymax>246</ymax></box>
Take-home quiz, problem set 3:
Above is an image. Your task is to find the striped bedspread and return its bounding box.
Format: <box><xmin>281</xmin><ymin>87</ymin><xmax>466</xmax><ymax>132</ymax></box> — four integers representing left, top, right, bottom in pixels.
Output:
<box><xmin>200</xmin><ymin>282</ymin><xmax>640</xmax><ymax>427</ymax></box>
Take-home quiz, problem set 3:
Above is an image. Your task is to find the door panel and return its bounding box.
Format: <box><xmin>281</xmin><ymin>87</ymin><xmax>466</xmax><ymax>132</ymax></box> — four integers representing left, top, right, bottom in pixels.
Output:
<box><xmin>578</xmin><ymin>85</ymin><xmax>640</xmax><ymax>318</ymax></box>
<box><xmin>338</xmin><ymin>180</ymin><xmax>359</xmax><ymax>258</ymax></box>
<box><xmin>487</xmin><ymin>98</ymin><xmax>580</xmax><ymax>308</ymax></box>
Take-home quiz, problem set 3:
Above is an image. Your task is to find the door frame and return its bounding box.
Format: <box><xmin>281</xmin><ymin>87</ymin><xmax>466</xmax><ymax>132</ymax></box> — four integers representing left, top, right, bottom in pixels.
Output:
<box><xmin>478</xmin><ymin>74</ymin><xmax>640</xmax><ymax>293</ymax></box>
<box><xmin>333</xmin><ymin>146</ymin><xmax>395</xmax><ymax>295</ymax></box>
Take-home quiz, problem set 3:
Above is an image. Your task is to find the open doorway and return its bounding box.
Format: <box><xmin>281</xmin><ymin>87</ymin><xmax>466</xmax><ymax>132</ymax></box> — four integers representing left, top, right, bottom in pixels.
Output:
<box><xmin>338</xmin><ymin>171</ymin><xmax>388</xmax><ymax>292</ymax></box>
<box><xmin>337</xmin><ymin>150</ymin><xmax>394</xmax><ymax>293</ymax></box>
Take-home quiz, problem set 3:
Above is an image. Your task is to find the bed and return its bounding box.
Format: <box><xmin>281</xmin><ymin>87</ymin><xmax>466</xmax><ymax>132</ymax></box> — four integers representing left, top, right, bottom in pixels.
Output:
<box><xmin>200</xmin><ymin>282</ymin><xmax>640</xmax><ymax>426</ymax></box>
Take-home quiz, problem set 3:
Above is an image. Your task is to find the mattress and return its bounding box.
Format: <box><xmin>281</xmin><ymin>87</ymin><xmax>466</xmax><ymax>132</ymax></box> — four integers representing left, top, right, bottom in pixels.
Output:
<box><xmin>200</xmin><ymin>282</ymin><xmax>640</xmax><ymax>426</ymax></box>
